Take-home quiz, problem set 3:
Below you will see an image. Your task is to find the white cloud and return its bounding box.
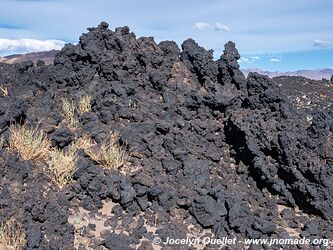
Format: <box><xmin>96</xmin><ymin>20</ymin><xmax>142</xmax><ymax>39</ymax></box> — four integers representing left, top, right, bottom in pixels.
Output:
<box><xmin>238</xmin><ymin>56</ymin><xmax>261</xmax><ymax>64</ymax></box>
<box><xmin>251</xmin><ymin>56</ymin><xmax>260</xmax><ymax>60</ymax></box>
<box><xmin>214</xmin><ymin>22</ymin><xmax>229</xmax><ymax>32</ymax></box>
<box><xmin>313</xmin><ymin>39</ymin><xmax>333</xmax><ymax>48</ymax></box>
<box><xmin>193</xmin><ymin>22</ymin><xmax>230</xmax><ymax>32</ymax></box>
<box><xmin>270</xmin><ymin>58</ymin><xmax>281</xmax><ymax>62</ymax></box>
<box><xmin>238</xmin><ymin>57</ymin><xmax>249</xmax><ymax>63</ymax></box>
<box><xmin>0</xmin><ymin>38</ymin><xmax>65</xmax><ymax>54</ymax></box>
<box><xmin>193</xmin><ymin>22</ymin><xmax>210</xmax><ymax>30</ymax></box>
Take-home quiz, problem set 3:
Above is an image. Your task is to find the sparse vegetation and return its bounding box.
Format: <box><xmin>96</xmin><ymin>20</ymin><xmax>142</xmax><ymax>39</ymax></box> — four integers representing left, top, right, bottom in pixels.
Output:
<box><xmin>0</xmin><ymin>86</ymin><xmax>8</xmax><ymax>96</ymax></box>
<box><xmin>47</xmin><ymin>145</ymin><xmax>77</xmax><ymax>188</ymax></box>
<box><xmin>61</xmin><ymin>96</ymin><xmax>92</xmax><ymax>127</ymax></box>
<box><xmin>9</xmin><ymin>124</ymin><xmax>51</xmax><ymax>162</ymax></box>
<box><xmin>80</xmin><ymin>133</ymin><xmax>128</xmax><ymax>169</ymax></box>
<box><xmin>7</xmin><ymin>124</ymin><xmax>79</xmax><ymax>187</ymax></box>
<box><xmin>78</xmin><ymin>95</ymin><xmax>92</xmax><ymax>114</ymax></box>
<box><xmin>0</xmin><ymin>217</ymin><xmax>26</xmax><ymax>250</ymax></box>
<box><xmin>0</xmin><ymin>135</ymin><xmax>4</xmax><ymax>148</ymax></box>
<box><xmin>62</xmin><ymin>98</ymin><xmax>77</xmax><ymax>127</ymax></box>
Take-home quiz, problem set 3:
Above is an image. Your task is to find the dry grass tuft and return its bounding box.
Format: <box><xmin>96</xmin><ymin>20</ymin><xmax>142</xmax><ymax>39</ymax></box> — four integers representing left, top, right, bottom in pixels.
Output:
<box><xmin>62</xmin><ymin>98</ymin><xmax>77</xmax><ymax>127</ymax></box>
<box><xmin>0</xmin><ymin>86</ymin><xmax>8</xmax><ymax>96</ymax></box>
<box><xmin>79</xmin><ymin>133</ymin><xmax>128</xmax><ymax>169</ymax></box>
<box><xmin>47</xmin><ymin>143</ymin><xmax>78</xmax><ymax>188</ymax></box>
<box><xmin>78</xmin><ymin>95</ymin><xmax>92</xmax><ymax>114</ymax></box>
<box><xmin>0</xmin><ymin>217</ymin><xmax>26</xmax><ymax>250</ymax></box>
<box><xmin>0</xmin><ymin>135</ymin><xmax>4</xmax><ymax>148</ymax></box>
<box><xmin>9</xmin><ymin>124</ymin><xmax>51</xmax><ymax>162</ymax></box>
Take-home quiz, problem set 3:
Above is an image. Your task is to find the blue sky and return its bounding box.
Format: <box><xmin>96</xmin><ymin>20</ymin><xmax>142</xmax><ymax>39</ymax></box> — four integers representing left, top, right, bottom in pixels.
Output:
<box><xmin>0</xmin><ymin>0</ymin><xmax>332</xmax><ymax>71</ymax></box>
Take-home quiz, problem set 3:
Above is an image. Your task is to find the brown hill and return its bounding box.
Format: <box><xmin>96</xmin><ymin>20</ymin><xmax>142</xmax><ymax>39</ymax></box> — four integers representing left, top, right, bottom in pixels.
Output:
<box><xmin>0</xmin><ymin>50</ymin><xmax>59</xmax><ymax>65</ymax></box>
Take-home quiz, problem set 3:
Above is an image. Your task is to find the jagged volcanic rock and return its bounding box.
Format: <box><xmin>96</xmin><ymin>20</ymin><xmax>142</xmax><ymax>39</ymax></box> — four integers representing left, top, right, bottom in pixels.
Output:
<box><xmin>0</xmin><ymin>22</ymin><xmax>332</xmax><ymax>249</ymax></box>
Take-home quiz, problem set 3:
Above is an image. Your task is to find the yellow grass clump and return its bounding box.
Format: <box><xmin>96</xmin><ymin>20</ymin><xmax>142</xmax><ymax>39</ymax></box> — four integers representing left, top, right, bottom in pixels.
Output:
<box><xmin>78</xmin><ymin>95</ymin><xmax>92</xmax><ymax>114</ymax></box>
<box><xmin>47</xmin><ymin>146</ymin><xmax>77</xmax><ymax>188</ymax></box>
<box><xmin>0</xmin><ymin>218</ymin><xmax>26</xmax><ymax>250</ymax></box>
<box><xmin>62</xmin><ymin>98</ymin><xmax>77</xmax><ymax>128</ymax></box>
<box><xmin>79</xmin><ymin>133</ymin><xmax>128</xmax><ymax>169</ymax></box>
<box><xmin>9</xmin><ymin>124</ymin><xmax>51</xmax><ymax>162</ymax></box>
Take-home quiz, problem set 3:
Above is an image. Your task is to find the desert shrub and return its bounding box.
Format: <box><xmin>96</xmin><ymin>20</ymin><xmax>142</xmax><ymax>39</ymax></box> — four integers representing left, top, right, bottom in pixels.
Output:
<box><xmin>62</xmin><ymin>98</ymin><xmax>77</xmax><ymax>127</ymax></box>
<box><xmin>9</xmin><ymin>124</ymin><xmax>51</xmax><ymax>162</ymax></box>
<box><xmin>78</xmin><ymin>95</ymin><xmax>92</xmax><ymax>114</ymax></box>
<box><xmin>80</xmin><ymin>133</ymin><xmax>127</xmax><ymax>169</ymax></box>
<box><xmin>0</xmin><ymin>217</ymin><xmax>26</xmax><ymax>250</ymax></box>
<box><xmin>47</xmin><ymin>143</ymin><xmax>78</xmax><ymax>188</ymax></box>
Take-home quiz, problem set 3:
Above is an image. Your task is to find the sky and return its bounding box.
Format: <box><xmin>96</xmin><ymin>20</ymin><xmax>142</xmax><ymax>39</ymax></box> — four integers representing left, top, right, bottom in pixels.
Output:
<box><xmin>0</xmin><ymin>0</ymin><xmax>332</xmax><ymax>71</ymax></box>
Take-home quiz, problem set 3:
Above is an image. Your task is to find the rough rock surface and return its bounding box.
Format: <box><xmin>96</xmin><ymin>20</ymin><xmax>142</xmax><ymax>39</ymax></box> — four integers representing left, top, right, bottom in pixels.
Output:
<box><xmin>274</xmin><ymin>76</ymin><xmax>333</xmax><ymax>113</ymax></box>
<box><xmin>0</xmin><ymin>22</ymin><xmax>332</xmax><ymax>249</ymax></box>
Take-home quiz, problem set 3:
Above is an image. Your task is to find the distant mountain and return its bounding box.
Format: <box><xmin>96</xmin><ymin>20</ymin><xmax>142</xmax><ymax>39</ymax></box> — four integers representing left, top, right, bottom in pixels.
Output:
<box><xmin>0</xmin><ymin>50</ymin><xmax>59</xmax><ymax>65</ymax></box>
<box><xmin>242</xmin><ymin>68</ymin><xmax>333</xmax><ymax>81</ymax></box>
